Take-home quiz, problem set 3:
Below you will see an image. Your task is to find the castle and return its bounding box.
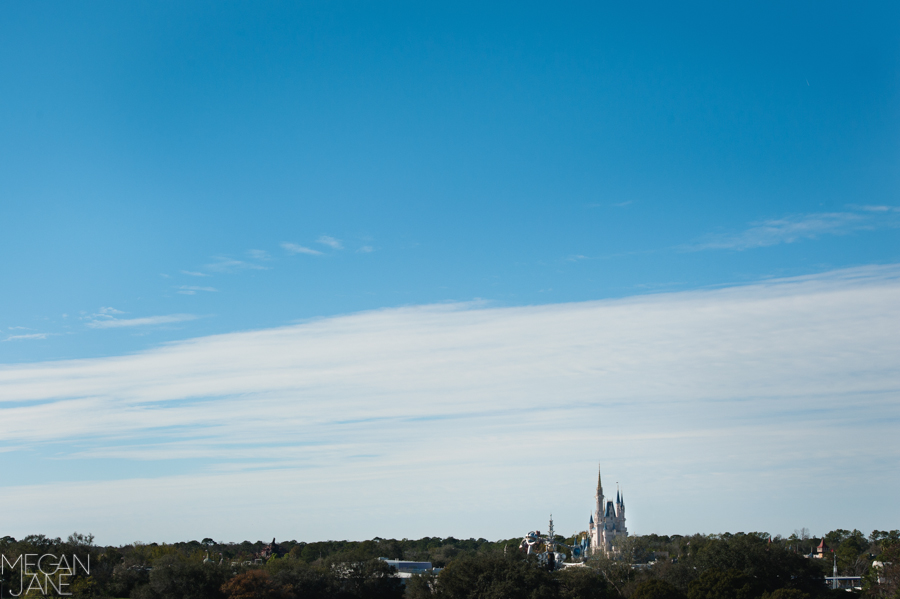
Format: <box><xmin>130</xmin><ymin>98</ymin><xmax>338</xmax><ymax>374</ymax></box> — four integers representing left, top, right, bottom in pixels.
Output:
<box><xmin>588</xmin><ymin>467</ymin><xmax>627</xmax><ymax>555</ymax></box>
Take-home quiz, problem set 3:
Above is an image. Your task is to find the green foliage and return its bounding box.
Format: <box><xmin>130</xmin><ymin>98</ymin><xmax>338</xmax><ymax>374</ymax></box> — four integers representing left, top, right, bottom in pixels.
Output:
<box><xmin>406</xmin><ymin>572</ymin><xmax>439</xmax><ymax>599</ymax></box>
<box><xmin>869</xmin><ymin>531</ymin><xmax>900</xmax><ymax>548</ymax></box>
<box><xmin>433</xmin><ymin>553</ymin><xmax>558</xmax><ymax>599</ymax></box>
<box><xmin>864</xmin><ymin>543</ymin><xmax>900</xmax><ymax>599</ymax></box>
<box><xmin>265</xmin><ymin>559</ymin><xmax>332</xmax><ymax>599</ymax></box>
<box><xmin>1</xmin><ymin>528</ymin><xmax>895</xmax><ymax>599</ymax></box>
<box><xmin>421</xmin><ymin>556</ymin><xmax>615</xmax><ymax>599</ymax></box>
<box><xmin>690</xmin><ymin>534</ymin><xmax>824</xmax><ymax>595</ymax></box>
<box><xmin>687</xmin><ymin>569</ymin><xmax>754</xmax><ymax>599</ymax></box>
<box><xmin>555</xmin><ymin>567</ymin><xmax>617</xmax><ymax>599</ymax></box>
<box><xmin>759</xmin><ymin>590</ymin><xmax>810</xmax><ymax>599</ymax></box>
<box><xmin>132</xmin><ymin>554</ymin><xmax>229</xmax><ymax>599</ymax></box>
<box><xmin>70</xmin><ymin>575</ymin><xmax>102</xmax><ymax>599</ymax></box>
<box><xmin>330</xmin><ymin>557</ymin><xmax>404</xmax><ymax>599</ymax></box>
<box><xmin>585</xmin><ymin>554</ymin><xmax>634</xmax><ymax>597</ymax></box>
<box><xmin>285</xmin><ymin>537</ymin><xmax>509</xmax><ymax>567</ymax></box>
<box><xmin>220</xmin><ymin>570</ymin><xmax>288</xmax><ymax>599</ymax></box>
<box><xmin>630</xmin><ymin>579</ymin><xmax>686</xmax><ymax>599</ymax></box>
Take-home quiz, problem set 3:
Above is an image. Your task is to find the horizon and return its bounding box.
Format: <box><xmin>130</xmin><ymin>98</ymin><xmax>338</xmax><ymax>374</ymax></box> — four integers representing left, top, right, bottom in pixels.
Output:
<box><xmin>3</xmin><ymin>527</ymin><xmax>878</xmax><ymax>548</ymax></box>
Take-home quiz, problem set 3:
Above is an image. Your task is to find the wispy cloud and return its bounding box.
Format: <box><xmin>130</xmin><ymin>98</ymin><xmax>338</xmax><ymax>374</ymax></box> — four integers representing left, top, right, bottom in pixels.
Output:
<box><xmin>316</xmin><ymin>236</ymin><xmax>343</xmax><ymax>250</ymax></box>
<box><xmin>357</xmin><ymin>245</ymin><xmax>374</xmax><ymax>253</ymax></box>
<box><xmin>85</xmin><ymin>313</ymin><xmax>198</xmax><ymax>329</ymax></box>
<box><xmin>176</xmin><ymin>286</ymin><xmax>218</xmax><ymax>296</ymax></box>
<box><xmin>181</xmin><ymin>270</ymin><xmax>210</xmax><ymax>277</ymax></box>
<box><xmin>205</xmin><ymin>256</ymin><xmax>269</xmax><ymax>272</ymax></box>
<box><xmin>1</xmin><ymin>265</ymin><xmax>899</xmax><ymax>542</ymax></box>
<box><xmin>281</xmin><ymin>242</ymin><xmax>322</xmax><ymax>256</ymax></box>
<box><xmin>247</xmin><ymin>249</ymin><xmax>271</xmax><ymax>260</ymax></box>
<box><xmin>3</xmin><ymin>333</ymin><xmax>48</xmax><ymax>341</ymax></box>
<box><xmin>852</xmin><ymin>204</ymin><xmax>900</xmax><ymax>213</ymax></box>
<box><xmin>688</xmin><ymin>207</ymin><xmax>900</xmax><ymax>251</ymax></box>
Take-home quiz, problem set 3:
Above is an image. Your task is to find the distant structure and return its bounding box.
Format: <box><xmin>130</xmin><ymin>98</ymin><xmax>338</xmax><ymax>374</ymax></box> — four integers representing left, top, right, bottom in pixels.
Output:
<box><xmin>520</xmin><ymin>515</ymin><xmax>589</xmax><ymax>569</ymax></box>
<box><xmin>588</xmin><ymin>466</ymin><xmax>627</xmax><ymax>556</ymax></box>
<box><xmin>377</xmin><ymin>558</ymin><xmax>439</xmax><ymax>580</ymax></box>
<box><xmin>258</xmin><ymin>538</ymin><xmax>283</xmax><ymax>560</ymax></box>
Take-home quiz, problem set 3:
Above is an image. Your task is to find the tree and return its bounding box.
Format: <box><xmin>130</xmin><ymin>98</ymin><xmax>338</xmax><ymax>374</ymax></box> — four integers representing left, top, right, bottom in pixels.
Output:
<box><xmin>685</xmin><ymin>533</ymin><xmax>824</xmax><ymax>596</ymax></box>
<box><xmin>870</xmin><ymin>531</ymin><xmax>900</xmax><ymax>548</ymax></box>
<box><xmin>405</xmin><ymin>572</ymin><xmax>438</xmax><ymax>599</ymax></box>
<box><xmin>556</xmin><ymin>567</ymin><xmax>618</xmax><ymax>599</ymax></box>
<box><xmin>327</xmin><ymin>558</ymin><xmax>404</xmax><ymax>599</ymax></box>
<box><xmin>434</xmin><ymin>553</ymin><xmax>558</xmax><ymax>599</ymax></box>
<box><xmin>759</xmin><ymin>590</ymin><xmax>810</xmax><ymax>599</ymax></box>
<box><xmin>221</xmin><ymin>570</ymin><xmax>288</xmax><ymax>599</ymax></box>
<box><xmin>70</xmin><ymin>575</ymin><xmax>102</xmax><ymax>599</ymax></box>
<box><xmin>67</xmin><ymin>533</ymin><xmax>95</xmax><ymax>548</ymax></box>
<box><xmin>586</xmin><ymin>554</ymin><xmax>634</xmax><ymax>597</ymax></box>
<box><xmin>265</xmin><ymin>559</ymin><xmax>333</xmax><ymax>599</ymax></box>
<box><xmin>865</xmin><ymin>543</ymin><xmax>900</xmax><ymax>599</ymax></box>
<box><xmin>133</xmin><ymin>554</ymin><xmax>229</xmax><ymax>599</ymax></box>
<box><xmin>109</xmin><ymin>555</ymin><xmax>151</xmax><ymax>598</ymax></box>
<box><xmin>832</xmin><ymin>530</ymin><xmax>870</xmax><ymax>576</ymax></box>
<box><xmin>687</xmin><ymin>569</ymin><xmax>754</xmax><ymax>599</ymax></box>
<box><xmin>631</xmin><ymin>580</ymin><xmax>686</xmax><ymax>599</ymax></box>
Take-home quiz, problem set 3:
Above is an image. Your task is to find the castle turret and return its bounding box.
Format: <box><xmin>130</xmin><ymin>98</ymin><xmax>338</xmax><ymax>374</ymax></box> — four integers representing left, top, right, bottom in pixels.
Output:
<box><xmin>589</xmin><ymin>465</ymin><xmax>627</xmax><ymax>556</ymax></box>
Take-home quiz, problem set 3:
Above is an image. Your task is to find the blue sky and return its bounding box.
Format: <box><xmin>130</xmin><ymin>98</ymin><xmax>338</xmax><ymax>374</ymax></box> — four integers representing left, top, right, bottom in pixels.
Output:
<box><xmin>1</xmin><ymin>2</ymin><xmax>898</xmax><ymax>544</ymax></box>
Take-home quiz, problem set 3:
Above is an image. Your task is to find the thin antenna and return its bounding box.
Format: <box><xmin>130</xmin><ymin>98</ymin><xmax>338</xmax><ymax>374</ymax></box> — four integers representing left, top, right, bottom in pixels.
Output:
<box><xmin>833</xmin><ymin>551</ymin><xmax>838</xmax><ymax>590</ymax></box>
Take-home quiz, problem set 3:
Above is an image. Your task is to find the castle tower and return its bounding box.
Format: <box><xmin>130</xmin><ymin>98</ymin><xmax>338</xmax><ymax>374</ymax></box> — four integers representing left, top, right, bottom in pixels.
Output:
<box><xmin>589</xmin><ymin>465</ymin><xmax>627</xmax><ymax>556</ymax></box>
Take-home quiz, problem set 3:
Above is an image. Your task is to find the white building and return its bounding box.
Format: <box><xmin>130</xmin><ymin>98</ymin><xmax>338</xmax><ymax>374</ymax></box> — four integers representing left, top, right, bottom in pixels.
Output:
<box><xmin>377</xmin><ymin>558</ymin><xmax>438</xmax><ymax>579</ymax></box>
<box><xmin>588</xmin><ymin>467</ymin><xmax>627</xmax><ymax>556</ymax></box>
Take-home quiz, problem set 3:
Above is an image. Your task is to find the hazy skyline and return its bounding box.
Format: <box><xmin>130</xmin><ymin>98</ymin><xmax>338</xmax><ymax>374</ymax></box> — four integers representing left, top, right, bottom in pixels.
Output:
<box><xmin>1</xmin><ymin>2</ymin><xmax>898</xmax><ymax>544</ymax></box>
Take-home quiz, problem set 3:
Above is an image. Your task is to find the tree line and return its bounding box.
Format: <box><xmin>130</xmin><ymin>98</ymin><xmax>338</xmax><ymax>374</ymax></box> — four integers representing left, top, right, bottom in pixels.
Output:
<box><xmin>0</xmin><ymin>529</ymin><xmax>896</xmax><ymax>599</ymax></box>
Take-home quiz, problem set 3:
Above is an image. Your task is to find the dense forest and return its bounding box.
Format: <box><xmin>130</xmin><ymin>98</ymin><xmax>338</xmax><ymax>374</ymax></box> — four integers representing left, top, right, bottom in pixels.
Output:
<box><xmin>0</xmin><ymin>529</ymin><xmax>897</xmax><ymax>599</ymax></box>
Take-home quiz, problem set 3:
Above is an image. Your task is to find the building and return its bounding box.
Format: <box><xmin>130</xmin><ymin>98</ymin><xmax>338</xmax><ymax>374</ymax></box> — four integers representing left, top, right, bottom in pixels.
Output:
<box><xmin>519</xmin><ymin>515</ymin><xmax>581</xmax><ymax>569</ymax></box>
<box><xmin>588</xmin><ymin>466</ymin><xmax>627</xmax><ymax>556</ymax></box>
<box><xmin>258</xmin><ymin>538</ymin><xmax>284</xmax><ymax>560</ymax></box>
<box><xmin>377</xmin><ymin>559</ymin><xmax>440</xmax><ymax>582</ymax></box>
<box><xmin>824</xmin><ymin>576</ymin><xmax>863</xmax><ymax>591</ymax></box>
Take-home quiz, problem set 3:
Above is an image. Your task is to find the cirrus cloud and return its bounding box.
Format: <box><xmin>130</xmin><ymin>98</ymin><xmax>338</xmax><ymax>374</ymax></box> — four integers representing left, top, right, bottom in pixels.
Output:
<box><xmin>316</xmin><ymin>236</ymin><xmax>343</xmax><ymax>250</ymax></box>
<box><xmin>85</xmin><ymin>313</ymin><xmax>198</xmax><ymax>329</ymax></box>
<box><xmin>1</xmin><ymin>265</ymin><xmax>899</xmax><ymax>543</ymax></box>
<box><xmin>281</xmin><ymin>242</ymin><xmax>322</xmax><ymax>256</ymax></box>
<box><xmin>687</xmin><ymin>207</ymin><xmax>900</xmax><ymax>251</ymax></box>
